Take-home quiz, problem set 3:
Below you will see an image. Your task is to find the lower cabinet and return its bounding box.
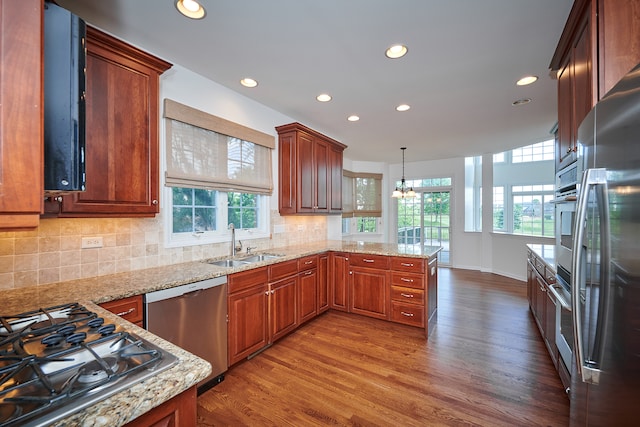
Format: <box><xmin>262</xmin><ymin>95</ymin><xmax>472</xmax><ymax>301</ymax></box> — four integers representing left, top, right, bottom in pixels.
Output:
<box><xmin>124</xmin><ymin>385</ymin><xmax>196</xmax><ymax>427</ymax></box>
<box><xmin>269</xmin><ymin>275</ymin><xmax>298</xmax><ymax>342</ymax></box>
<box><xmin>350</xmin><ymin>266</ymin><xmax>389</xmax><ymax>320</ymax></box>
<box><xmin>99</xmin><ymin>295</ymin><xmax>143</xmax><ymax>327</ymax></box>
<box><xmin>318</xmin><ymin>253</ymin><xmax>329</xmax><ymax>313</ymax></box>
<box><xmin>227</xmin><ymin>267</ymin><xmax>269</xmax><ymax>366</ymax></box>
<box><xmin>330</xmin><ymin>252</ymin><xmax>350</xmax><ymax>311</ymax></box>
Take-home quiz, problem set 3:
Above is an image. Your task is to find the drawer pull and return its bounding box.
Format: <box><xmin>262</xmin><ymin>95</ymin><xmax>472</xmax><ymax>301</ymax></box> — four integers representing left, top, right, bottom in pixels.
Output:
<box><xmin>303</xmin><ymin>270</ymin><xmax>313</xmax><ymax>276</ymax></box>
<box><xmin>401</xmin><ymin>262</ymin><xmax>414</xmax><ymax>267</ymax></box>
<box><xmin>116</xmin><ymin>307</ymin><xmax>135</xmax><ymax>317</ymax></box>
<box><xmin>400</xmin><ymin>293</ymin><xmax>414</xmax><ymax>298</ymax></box>
<box><xmin>363</xmin><ymin>259</ymin><xmax>374</xmax><ymax>263</ymax></box>
<box><xmin>304</xmin><ymin>260</ymin><xmax>313</xmax><ymax>265</ymax></box>
<box><xmin>401</xmin><ymin>312</ymin><xmax>414</xmax><ymax>317</ymax></box>
<box><xmin>400</xmin><ymin>277</ymin><xmax>414</xmax><ymax>283</ymax></box>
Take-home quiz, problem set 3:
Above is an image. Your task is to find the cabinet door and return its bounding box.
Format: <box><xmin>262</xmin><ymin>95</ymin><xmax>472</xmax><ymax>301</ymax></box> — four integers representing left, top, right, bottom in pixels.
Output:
<box><xmin>123</xmin><ymin>386</ymin><xmax>196</xmax><ymax>427</ymax></box>
<box><xmin>572</xmin><ymin>12</ymin><xmax>594</xmax><ymax>140</ymax></box>
<box><xmin>314</xmin><ymin>138</ymin><xmax>329</xmax><ymax>212</ymax></box>
<box><xmin>298</xmin><ymin>268</ymin><xmax>318</xmax><ymax>324</ymax></box>
<box><xmin>228</xmin><ymin>284</ymin><xmax>269</xmax><ymax>366</ymax></box>
<box><xmin>58</xmin><ymin>27</ymin><xmax>171</xmax><ymax>217</ymax></box>
<box><xmin>270</xmin><ymin>276</ymin><xmax>298</xmax><ymax>342</ymax></box>
<box><xmin>318</xmin><ymin>253</ymin><xmax>329</xmax><ymax>313</ymax></box>
<box><xmin>0</xmin><ymin>0</ymin><xmax>43</xmax><ymax>229</ymax></box>
<box><xmin>534</xmin><ymin>273</ymin><xmax>547</xmax><ymax>334</ymax></box>
<box><xmin>556</xmin><ymin>59</ymin><xmax>574</xmax><ymax>171</ymax></box>
<box><xmin>297</xmin><ymin>131</ymin><xmax>316</xmax><ymax>213</ymax></box>
<box><xmin>330</xmin><ymin>253</ymin><xmax>350</xmax><ymax>311</ymax></box>
<box><xmin>545</xmin><ymin>287</ymin><xmax>558</xmax><ymax>367</ymax></box>
<box><xmin>328</xmin><ymin>145</ymin><xmax>343</xmax><ymax>213</ymax></box>
<box><xmin>425</xmin><ymin>257</ymin><xmax>438</xmax><ymax>337</ymax></box>
<box><xmin>277</xmin><ymin>131</ymin><xmax>297</xmax><ymax>215</ymax></box>
<box><xmin>350</xmin><ymin>266</ymin><xmax>388</xmax><ymax>320</ymax></box>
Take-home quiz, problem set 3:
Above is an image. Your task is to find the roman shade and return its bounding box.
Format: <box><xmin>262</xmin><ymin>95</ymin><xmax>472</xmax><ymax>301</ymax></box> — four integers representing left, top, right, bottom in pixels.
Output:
<box><xmin>343</xmin><ymin>170</ymin><xmax>382</xmax><ymax>217</ymax></box>
<box><xmin>164</xmin><ymin>99</ymin><xmax>274</xmax><ymax>195</ymax></box>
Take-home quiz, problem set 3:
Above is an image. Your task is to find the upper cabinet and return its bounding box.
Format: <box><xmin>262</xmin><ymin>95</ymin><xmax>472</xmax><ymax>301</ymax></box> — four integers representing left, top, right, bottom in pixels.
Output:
<box><xmin>49</xmin><ymin>27</ymin><xmax>172</xmax><ymax>217</ymax></box>
<box><xmin>551</xmin><ymin>0</ymin><xmax>640</xmax><ymax>171</ymax></box>
<box><xmin>276</xmin><ymin>123</ymin><xmax>346</xmax><ymax>215</ymax></box>
<box><xmin>0</xmin><ymin>0</ymin><xmax>44</xmax><ymax>229</ymax></box>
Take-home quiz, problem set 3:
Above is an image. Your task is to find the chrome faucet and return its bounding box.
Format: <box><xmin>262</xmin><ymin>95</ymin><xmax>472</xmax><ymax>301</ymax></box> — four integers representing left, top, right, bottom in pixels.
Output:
<box><xmin>228</xmin><ymin>223</ymin><xmax>242</xmax><ymax>256</ymax></box>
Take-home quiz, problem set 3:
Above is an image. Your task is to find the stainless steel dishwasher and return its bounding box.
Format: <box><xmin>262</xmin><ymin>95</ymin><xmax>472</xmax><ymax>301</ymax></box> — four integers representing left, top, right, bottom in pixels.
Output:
<box><xmin>145</xmin><ymin>276</ymin><xmax>227</xmax><ymax>390</ymax></box>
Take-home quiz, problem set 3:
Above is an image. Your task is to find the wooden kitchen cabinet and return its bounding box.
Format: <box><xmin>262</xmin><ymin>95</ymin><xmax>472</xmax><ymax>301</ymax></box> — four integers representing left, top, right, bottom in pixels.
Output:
<box><xmin>349</xmin><ymin>254</ymin><xmax>390</xmax><ymax>320</ymax></box>
<box><xmin>330</xmin><ymin>252</ymin><xmax>350</xmax><ymax>311</ymax></box>
<box><xmin>124</xmin><ymin>385</ymin><xmax>196</xmax><ymax>427</ymax></box>
<box><xmin>0</xmin><ymin>0</ymin><xmax>43</xmax><ymax>229</ymax></box>
<box><xmin>527</xmin><ymin>249</ymin><xmax>558</xmax><ymax>369</ymax></box>
<box><xmin>48</xmin><ymin>27</ymin><xmax>172</xmax><ymax>217</ymax></box>
<box><xmin>318</xmin><ymin>253</ymin><xmax>329</xmax><ymax>314</ymax></box>
<box><xmin>551</xmin><ymin>0</ymin><xmax>640</xmax><ymax>171</ymax></box>
<box><xmin>227</xmin><ymin>267</ymin><xmax>269</xmax><ymax>366</ymax></box>
<box><xmin>298</xmin><ymin>255</ymin><xmax>318</xmax><ymax>324</ymax></box>
<box><xmin>268</xmin><ymin>259</ymin><xmax>298</xmax><ymax>343</ymax></box>
<box><xmin>99</xmin><ymin>295</ymin><xmax>143</xmax><ymax>327</ymax></box>
<box><xmin>390</xmin><ymin>257</ymin><xmax>426</xmax><ymax>329</ymax></box>
<box><xmin>276</xmin><ymin>122</ymin><xmax>346</xmax><ymax>215</ymax></box>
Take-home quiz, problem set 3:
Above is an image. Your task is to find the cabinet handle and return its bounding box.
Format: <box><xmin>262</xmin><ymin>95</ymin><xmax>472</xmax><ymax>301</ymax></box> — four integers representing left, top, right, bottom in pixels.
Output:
<box><xmin>265</xmin><ymin>291</ymin><xmax>270</xmax><ymax>295</ymax></box>
<box><xmin>401</xmin><ymin>262</ymin><xmax>414</xmax><ymax>267</ymax></box>
<box><xmin>303</xmin><ymin>270</ymin><xmax>313</xmax><ymax>276</ymax></box>
<box><xmin>401</xmin><ymin>312</ymin><xmax>414</xmax><ymax>317</ymax></box>
<box><xmin>115</xmin><ymin>307</ymin><xmax>135</xmax><ymax>317</ymax></box>
<box><xmin>400</xmin><ymin>293</ymin><xmax>414</xmax><ymax>298</ymax></box>
<box><xmin>304</xmin><ymin>260</ymin><xmax>313</xmax><ymax>265</ymax></box>
<box><xmin>400</xmin><ymin>277</ymin><xmax>414</xmax><ymax>283</ymax></box>
<box><xmin>152</xmin><ymin>199</ymin><xmax>158</xmax><ymax>205</ymax></box>
<box><xmin>271</xmin><ymin>290</ymin><xmax>275</xmax><ymax>294</ymax></box>
<box><xmin>363</xmin><ymin>259</ymin><xmax>374</xmax><ymax>263</ymax></box>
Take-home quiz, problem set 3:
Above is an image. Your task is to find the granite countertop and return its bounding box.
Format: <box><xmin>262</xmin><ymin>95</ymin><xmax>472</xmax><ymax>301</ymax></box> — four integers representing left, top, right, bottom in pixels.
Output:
<box><xmin>527</xmin><ymin>243</ymin><xmax>556</xmax><ymax>272</ymax></box>
<box><xmin>1</xmin><ymin>240</ymin><xmax>441</xmax><ymax>426</ymax></box>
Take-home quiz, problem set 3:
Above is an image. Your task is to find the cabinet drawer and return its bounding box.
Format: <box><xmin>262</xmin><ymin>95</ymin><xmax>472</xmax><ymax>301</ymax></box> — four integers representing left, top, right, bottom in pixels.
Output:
<box><xmin>229</xmin><ymin>266</ymin><xmax>268</xmax><ymax>294</ymax></box>
<box><xmin>391</xmin><ymin>302</ymin><xmax>425</xmax><ymax>328</ymax></box>
<box><xmin>100</xmin><ymin>295</ymin><xmax>143</xmax><ymax>325</ymax></box>
<box><xmin>269</xmin><ymin>259</ymin><xmax>298</xmax><ymax>282</ymax></box>
<box><xmin>349</xmin><ymin>253</ymin><xmax>390</xmax><ymax>269</ymax></box>
<box><xmin>390</xmin><ymin>257</ymin><xmax>424</xmax><ymax>273</ymax></box>
<box><xmin>298</xmin><ymin>255</ymin><xmax>318</xmax><ymax>271</ymax></box>
<box><xmin>390</xmin><ymin>272</ymin><xmax>424</xmax><ymax>289</ymax></box>
<box><xmin>534</xmin><ymin>257</ymin><xmax>545</xmax><ymax>276</ymax></box>
<box><xmin>391</xmin><ymin>286</ymin><xmax>424</xmax><ymax>304</ymax></box>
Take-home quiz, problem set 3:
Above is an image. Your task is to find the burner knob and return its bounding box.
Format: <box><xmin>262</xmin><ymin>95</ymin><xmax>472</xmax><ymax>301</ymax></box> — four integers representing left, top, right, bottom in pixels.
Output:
<box><xmin>66</xmin><ymin>332</ymin><xmax>87</xmax><ymax>345</ymax></box>
<box><xmin>87</xmin><ymin>317</ymin><xmax>105</xmax><ymax>328</ymax></box>
<box><xmin>97</xmin><ymin>324</ymin><xmax>116</xmax><ymax>336</ymax></box>
<box><xmin>41</xmin><ymin>333</ymin><xmax>64</xmax><ymax>347</ymax></box>
<box><xmin>57</xmin><ymin>324</ymin><xmax>77</xmax><ymax>335</ymax></box>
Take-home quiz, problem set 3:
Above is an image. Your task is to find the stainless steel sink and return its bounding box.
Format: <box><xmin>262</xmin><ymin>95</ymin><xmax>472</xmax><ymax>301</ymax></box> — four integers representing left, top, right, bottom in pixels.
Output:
<box><xmin>208</xmin><ymin>259</ymin><xmax>251</xmax><ymax>268</ymax></box>
<box><xmin>240</xmin><ymin>254</ymin><xmax>282</xmax><ymax>263</ymax></box>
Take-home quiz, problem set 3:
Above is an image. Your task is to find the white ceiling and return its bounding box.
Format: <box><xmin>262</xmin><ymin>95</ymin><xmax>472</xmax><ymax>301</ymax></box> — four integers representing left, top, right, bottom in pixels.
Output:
<box><xmin>56</xmin><ymin>0</ymin><xmax>573</xmax><ymax>163</ymax></box>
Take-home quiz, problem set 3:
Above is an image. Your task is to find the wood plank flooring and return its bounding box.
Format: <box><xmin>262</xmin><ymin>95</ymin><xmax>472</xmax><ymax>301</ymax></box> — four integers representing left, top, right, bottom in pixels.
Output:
<box><xmin>197</xmin><ymin>268</ymin><xmax>570</xmax><ymax>426</ymax></box>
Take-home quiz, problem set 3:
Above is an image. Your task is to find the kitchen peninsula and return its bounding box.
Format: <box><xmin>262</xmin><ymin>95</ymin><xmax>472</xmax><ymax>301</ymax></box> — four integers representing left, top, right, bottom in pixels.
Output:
<box><xmin>1</xmin><ymin>241</ymin><xmax>441</xmax><ymax>426</ymax></box>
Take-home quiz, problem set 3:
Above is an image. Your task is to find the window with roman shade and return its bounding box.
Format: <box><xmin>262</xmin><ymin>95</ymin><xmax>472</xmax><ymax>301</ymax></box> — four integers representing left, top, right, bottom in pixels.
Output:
<box><xmin>342</xmin><ymin>170</ymin><xmax>382</xmax><ymax>217</ymax></box>
<box><xmin>163</xmin><ymin>99</ymin><xmax>274</xmax><ymax>195</ymax></box>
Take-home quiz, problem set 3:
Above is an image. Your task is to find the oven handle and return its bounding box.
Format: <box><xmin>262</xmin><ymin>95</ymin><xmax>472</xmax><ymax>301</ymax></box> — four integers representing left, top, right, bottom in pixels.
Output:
<box><xmin>571</xmin><ymin>168</ymin><xmax>610</xmax><ymax>385</ymax></box>
<box><xmin>548</xmin><ymin>284</ymin><xmax>571</xmax><ymax>311</ymax></box>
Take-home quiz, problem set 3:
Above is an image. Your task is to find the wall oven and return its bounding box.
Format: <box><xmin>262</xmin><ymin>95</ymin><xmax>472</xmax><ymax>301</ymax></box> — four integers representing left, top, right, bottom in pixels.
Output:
<box><xmin>552</xmin><ymin>160</ymin><xmax>580</xmax><ymax>370</ymax></box>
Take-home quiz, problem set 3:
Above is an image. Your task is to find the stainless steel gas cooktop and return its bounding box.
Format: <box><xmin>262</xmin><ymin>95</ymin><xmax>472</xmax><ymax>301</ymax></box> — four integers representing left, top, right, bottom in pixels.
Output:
<box><xmin>0</xmin><ymin>302</ymin><xmax>177</xmax><ymax>427</ymax></box>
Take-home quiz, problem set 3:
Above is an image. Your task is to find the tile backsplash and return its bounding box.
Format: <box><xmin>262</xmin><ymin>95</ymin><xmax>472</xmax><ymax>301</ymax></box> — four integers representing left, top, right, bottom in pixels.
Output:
<box><xmin>0</xmin><ymin>211</ymin><xmax>327</xmax><ymax>290</ymax></box>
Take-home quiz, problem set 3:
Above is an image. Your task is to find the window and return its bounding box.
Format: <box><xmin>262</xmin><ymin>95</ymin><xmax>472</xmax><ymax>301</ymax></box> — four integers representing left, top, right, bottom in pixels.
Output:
<box><xmin>511</xmin><ymin>139</ymin><xmax>554</xmax><ymax>163</ymax></box>
<box><xmin>464</xmin><ymin>156</ymin><xmax>482</xmax><ymax>232</ymax></box>
<box><xmin>492</xmin><ymin>139</ymin><xmax>555</xmax><ymax>236</ymax></box>
<box><xmin>163</xmin><ymin>99</ymin><xmax>274</xmax><ymax>246</ymax></box>
<box><xmin>342</xmin><ymin>170</ymin><xmax>382</xmax><ymax>234</ymax></box>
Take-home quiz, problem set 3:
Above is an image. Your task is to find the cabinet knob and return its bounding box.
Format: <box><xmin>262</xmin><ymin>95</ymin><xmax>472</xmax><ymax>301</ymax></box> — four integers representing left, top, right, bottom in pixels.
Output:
<box><xmin>152</xmin><ymin>199</ymin><xmax>159</xmax><ymax>205</ymax></box>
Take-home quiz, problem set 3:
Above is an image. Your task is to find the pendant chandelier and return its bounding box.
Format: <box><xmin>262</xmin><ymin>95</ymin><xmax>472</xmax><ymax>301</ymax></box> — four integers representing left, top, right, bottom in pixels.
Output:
<box><xmin>392</xmin><ymin>147</ymin><xmax>416</xmax><ymax>198</ymax></box>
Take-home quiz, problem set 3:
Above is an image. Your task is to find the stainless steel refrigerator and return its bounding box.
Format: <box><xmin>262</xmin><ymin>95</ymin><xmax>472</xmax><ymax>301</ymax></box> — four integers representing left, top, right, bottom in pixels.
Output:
<box><xmin>571</xmin><ymin>62</ymin><xmax>640</xmax><ymax>426</ymax></box>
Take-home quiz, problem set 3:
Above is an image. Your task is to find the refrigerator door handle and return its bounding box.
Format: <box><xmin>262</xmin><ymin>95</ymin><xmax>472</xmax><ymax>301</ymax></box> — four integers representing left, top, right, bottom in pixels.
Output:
<box><xmin>571</xmin><ymin>168</ymin><xmax>610</xmax><ymax>385</ymax></box>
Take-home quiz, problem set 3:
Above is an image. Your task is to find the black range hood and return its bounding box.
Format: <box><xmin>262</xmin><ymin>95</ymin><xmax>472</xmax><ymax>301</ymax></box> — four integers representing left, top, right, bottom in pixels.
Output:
<box><xmin>43</xmin><ymin>1</ymin><xmax>86</xmax><ymax>193</ymax></box>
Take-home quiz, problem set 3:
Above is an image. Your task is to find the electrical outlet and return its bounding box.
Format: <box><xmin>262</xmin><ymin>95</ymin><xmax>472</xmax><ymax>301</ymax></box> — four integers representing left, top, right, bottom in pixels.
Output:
<box><xmin>297</xmin><ymin>225</ymin><xmax>305</xmax><ymax>231</ymax></box>
<box><xmin>81</xmin><ymin>237</ymin><xmax>103</xmax><ymax>249</ymax></box>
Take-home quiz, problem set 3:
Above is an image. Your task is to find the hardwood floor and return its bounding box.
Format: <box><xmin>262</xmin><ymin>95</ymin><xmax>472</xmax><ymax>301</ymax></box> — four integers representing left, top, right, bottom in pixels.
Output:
<box><xmin>197</xmin><ymin>268</ymin><xmax>570</xmax><ymax>426</ymax></box>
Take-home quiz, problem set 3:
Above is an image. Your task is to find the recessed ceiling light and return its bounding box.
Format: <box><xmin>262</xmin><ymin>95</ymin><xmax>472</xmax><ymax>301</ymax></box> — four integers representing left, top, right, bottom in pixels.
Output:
<box><xmin>512</xmin><ymin>98</ymin><xmax>532</xmax><ymax>106</ymax></box>
<box><xmin>347</xmin><ymin>115</ymin><xmax>360</xmax><ymax>122</ymax></box>
<box><xmin>175</xmin><ymin>0</ymin><xmax>206</xmax><ymax>19</ymax></box>
<box><xmin>396</xmin><ymin>104</ymin><xmax>411</xmax><ymax>112</ymax></box>
<box><xmin>316</xmin><ymin>94</ymin><xmax>332</xmax><ymax>102</ymax></box>
<box><xmin>516</xmin><ymin>75</ymin><xmax>538</xmax><ymax>86</ymax></box>
<box><xmin>385</xmin><ymin>44</ymin><xmax>408</xmax><ymax>59</ymax></box>
<box><xmin>240</xmin><ymin>78</ymin><xmax>258</xmax><ymax>88</ymax></box>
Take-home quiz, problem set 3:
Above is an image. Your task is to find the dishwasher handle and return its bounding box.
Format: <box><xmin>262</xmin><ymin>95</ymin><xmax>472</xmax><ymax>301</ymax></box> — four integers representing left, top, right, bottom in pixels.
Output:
<box><xmin>145</xmin><ymin>275</ymin><xmax>227</xmax><ymax>303</ymax></box>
